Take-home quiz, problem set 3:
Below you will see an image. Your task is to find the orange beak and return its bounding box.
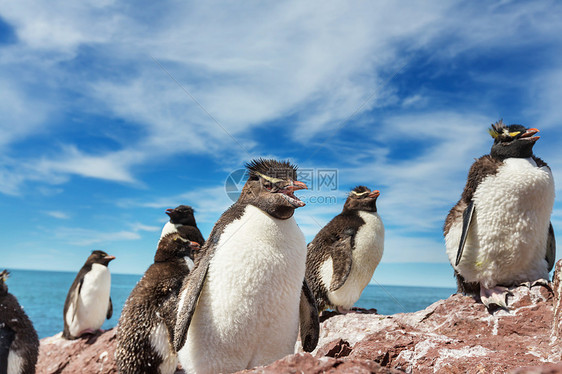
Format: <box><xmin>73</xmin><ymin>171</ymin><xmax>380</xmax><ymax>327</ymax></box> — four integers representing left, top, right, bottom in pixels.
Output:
<box><xmin>287</xmin><ymin>180</ymin><xmax>308</xmax><ymax>191</ymax></box>
<box><xmin>521</xmin><ymin>128</ymin><xmax>539</xmax><ymax>138</ymax></box>
<box><xmin>368</xmin><ymin>190</ymin><xmax>380</xmax><ymax>198</ymax></box>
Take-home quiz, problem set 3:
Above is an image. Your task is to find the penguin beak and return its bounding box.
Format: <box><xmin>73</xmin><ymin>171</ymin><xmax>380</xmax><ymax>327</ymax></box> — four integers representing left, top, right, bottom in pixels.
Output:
<box><xmin>278</xmin><ymin>180</ymin><xmax>307</xmax><ymax>208</ymax></box>
<box><xmin>287</xmin><ymin>180</ymin><xmax>308</xmax><ymax>191</ymax></box>
<box><xmin>104</xmin><ymin>255</ymin><xmax>116</xmax><ymax>261</ymax></box>
<box><xmin>165</xmin><ymin>208</ymin><xmax>173</xmax><ymax>216</ymax></box>
<box><xmin>189</xmin><ymin>241</ymin><xmax>201</xmax><ymax>251</ymax></box>
<box><xmin>520</xmin><ymin>128</ymin><xmax>540</xmax><ymax>141</ymax></box>
<box><xmin>368</xmin><ymin>190</ymin><xmax>380</xmax><ymax>198</ymax></box>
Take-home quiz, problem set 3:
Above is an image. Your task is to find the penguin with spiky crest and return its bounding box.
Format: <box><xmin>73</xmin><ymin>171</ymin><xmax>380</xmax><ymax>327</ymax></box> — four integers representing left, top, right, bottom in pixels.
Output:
<box><xmin>160</xmin><ymin>205</ymin><xmax>205</xmax><ymax>247</ymax></box>
<box><xmin>174</xmin><ymin>158</ymin><xmax>319</xmax><ymax>374</ymax></box>
<box><xmin>116</xmin><ymin>233</ymin><xmax>200</xmax><ymax>374</ymax></box>
<box><xmin>444</xmin><ymin>120</ymin><xmax>556</xmax><ymax>310</ymax></box>
<box><xmin>63</xmin><ymin>250</ymin><xmax>115</xmax><ymax>339</ymax></box>
<box><xmin>0</xmin><ymin>270</ymin><xmax>39</xmax><ymax>374</ymax></box>
<box><xmin>306</xmin><ymin>186</ymin><xmax>384</xmax><ymax>313</ymax></box>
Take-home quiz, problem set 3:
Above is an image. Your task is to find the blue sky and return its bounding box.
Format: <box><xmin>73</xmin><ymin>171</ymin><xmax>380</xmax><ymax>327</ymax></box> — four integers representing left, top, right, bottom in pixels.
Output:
<box><xmin>1</xmin><ymin>1</ymin><xmax>561</xmax><ymax>288</ymax></box>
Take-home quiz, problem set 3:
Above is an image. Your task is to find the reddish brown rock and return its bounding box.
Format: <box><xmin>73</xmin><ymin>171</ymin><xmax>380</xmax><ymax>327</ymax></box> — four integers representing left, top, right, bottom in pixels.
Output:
<box><xmin>305</xmin><ymin>285</ymin><xmax>559</xmax><ymax>374</ymax></box>
<box><xmin>36</xmin><ymin>329</ymin><xmax>117</xmax><ymax>374</ymax></box>
<box><xmin>36</xmin><ymin>260</ymin><xmax>562</xmax><ymax>373</ymax></box>
<box><xmin>315</xmin><ymin>338</ymin><xmax>353</xmax><ymax>359</ymax></box>
<box><xmin>511</xmin><ymin>362</ymin><xmax>562</xmax><ymax>374</ymax></box>
<box><xmin>239</xmin><ymin>353</ymin><xmax>403</xmax><ymax>374</ymax></box>
<box><xmin>552</xmin><ymin>259</ymin><xmax>562</xmax><ymax>339</ymax></box>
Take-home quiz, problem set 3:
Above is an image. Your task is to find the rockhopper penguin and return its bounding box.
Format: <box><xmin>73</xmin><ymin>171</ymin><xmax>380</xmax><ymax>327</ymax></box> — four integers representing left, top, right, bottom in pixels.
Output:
<box><xmin>159</xmin><ymin>205</ymin><xmax>205</xmax><ymax>247</ymax></box>
<box><xmin>444</xmin><ymin>120</ymin><xmax>555</xmax><ymax>309</ymax></box>
<box><xmin>116</xmin><ymin>233</ymin><xmax>200</xmax><ymax>374</ymax></box>
<box><xmin>174</xmin><ymin>158</ymin><xmax>319</xmax><ymax>374</ymax></box>
<box><xmin>0</xmin><ymin>270</ymin><xmax>39</xmax><ymax>374</ymax></box>
<box><xmin>62</xmin><ymin>250</ymin><xmax>115</xmax><ymax>339</ymax></box>
<box><xmin>306</xmin><ymin>186</ymin><xmax>384</xmax><ymax>313</ymax></box>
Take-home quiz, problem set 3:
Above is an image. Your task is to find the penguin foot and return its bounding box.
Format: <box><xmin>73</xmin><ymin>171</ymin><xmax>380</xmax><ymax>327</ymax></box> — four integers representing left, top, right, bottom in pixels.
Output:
<box><xmin>521</xmin><ymin>281</ymin><xmax>532</xmax><ymax>288</ymax></box>
<box><xmin>78</xmin><ymin>328</ymin><xmax>99</xmax><ymax>337</ymax></box>
<box><xmin>520</xmin><ymin>279</ymin><xmax>551</xmax><ymax>291</ymax></box>
<box><xmin>480</xmin><ymin>286</ymin><xmax>511</xmax><ymax>311</ymax></box>
<box><xmin>336</xmin><ymin>306</ymin><xmax>352</xmax><ymax>314</ymax></box>
<box><xmin>530</xmin><ymin>279</ymin><xmax>552</xmax><ymax>291</ymax></box>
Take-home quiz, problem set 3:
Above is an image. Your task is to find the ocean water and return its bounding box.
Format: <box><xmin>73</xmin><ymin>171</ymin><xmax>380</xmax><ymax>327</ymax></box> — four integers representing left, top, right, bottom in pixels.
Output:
<box><xmin>4</xmin><ymin>269</ymin><xmax>456</xmax><ymax>339</ymax></box>
<box><xmin>5</xmin><ymin>269</ymin><xmax>139</xmax><ymax>339</ymax></box>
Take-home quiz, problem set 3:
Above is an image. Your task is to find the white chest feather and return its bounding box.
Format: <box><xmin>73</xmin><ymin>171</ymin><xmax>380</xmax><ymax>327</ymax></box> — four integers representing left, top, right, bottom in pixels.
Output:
<box><xmin>178</xmin><ymin>205</ymin><xmax>307</xmax><ymax>373</ymax></box>
<box><xmin>447</xmin><ymin>158</ymin><xmax>555</xmax><ymax>287</ymax></box>
<box><xmin>66</xmin><ymin>263</ymin><xmax>111</xmax><ymax>337</ymax></box>
<box><xmin>159</xmin><ymin>222</ymin><xmax>180</xmax><ymax>241</ymax></box>
<box><xmin>184</xmin><ymin>256</ymin><xmax>195</xmax><ymax>272</ymax></box>
<box><xmin>149</xmin><ymin>320</ymin><xmax>178</xmax><ymax>374</ymax></box>
<box><xmin>8</xmin><ymin>349</ymin><xmax>24</xmax><ymax>374</ymax></box>
<box><xmin>323</xmin><ymin>211</ymin><xmax>385</xmax><ymax>309</ymax></box>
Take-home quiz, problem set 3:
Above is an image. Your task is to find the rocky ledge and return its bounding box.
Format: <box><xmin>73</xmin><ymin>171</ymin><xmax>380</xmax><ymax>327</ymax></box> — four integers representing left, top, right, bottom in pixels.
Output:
<box><xmin>36</xmin><ymin>261</ymin><xmax>562</xmax><ymax>374</ymax></box>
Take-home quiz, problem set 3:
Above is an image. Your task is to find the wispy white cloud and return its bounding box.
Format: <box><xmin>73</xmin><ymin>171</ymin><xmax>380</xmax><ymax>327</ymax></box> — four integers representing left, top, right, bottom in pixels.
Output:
<box><xmin>1</xmin><ymin>1</ymin><xmax>562</xmax><ymax>276</ymax></box>
<box><xmin>0</xmin><ymin>1</ymin><xmax>449</xmax><ymax>188</ymax></box>
<box><xmin>0</xmin><ymin>78</ymin><xmax>53</xmax><ymax>150</ymax></box>
<box><xmin>0</xmin><ymin>0</ymin><xmax>124</xmax><ymax>53</ymax></box>
<box><xmin>344</xmin><ymin>112</ymin><xmax>490</xmax><ymax>231</ymax></box>
<box><xmin>52</xmin><ymin>227</ymin><xmax>141</xmax><ymax>247</ymax></box>
<box><xmin>44</xmin><ymin>210</ymin><xmax>70</xmax><ymax>220</ymax></box>
<box><xmin>527</xmin><ymin>69</ymin><xmax>562</xmax><ymax>130</ymax></box>
<box><xmin>0</xmin><ymin>1</ymin><xmax>561</xmax><ymax>191</ymax></box>
<box><xmin>129</xmin><ymin>222</ymin><xmax>160</xmax><ymax>233</ymax></box>
<box><xmin>382</xmin><ymin>235</ymin><xmax>448</xmax><ymax>263</ymax></box>
<box><xmin>34</xmin><ymin>145</ymin><xmax>139</xmax><ymax>184</ymax></box>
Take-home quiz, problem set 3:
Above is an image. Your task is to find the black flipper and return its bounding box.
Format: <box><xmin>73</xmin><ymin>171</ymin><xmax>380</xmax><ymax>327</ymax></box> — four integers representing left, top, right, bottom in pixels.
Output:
<box><xmin>173</xmin><ymin>252</ymin><xmax>210</xmax><ymax>351</ymax></box>
<box><xmin>328</xmin><ymin>236</ymin><xmax>354</xmax><ymax>292</ymax></box>
<box><xmin>70</xmin><ymin>278</ymin><xmax>83</xmax><ymax>323</ymax></box>
<box><xmin>456</xmin><ymin>200</ymin><xmax>475</xmax><ymax>266</ymax></box>
<box><xmin>299</xmin><ymin>280</ymin><xmax>319</xmax><ymax>352</ymax></box>
<box><xmin>0</xmin><ymin>324</ymin><xmax>15</xmax><ymax>374</ymax></box>
<box><xmin>106</xmin><ymin>297</ymin><xmax>113</xmax><ymax>319</ymax></box>
<box><xmin>546</xmin><ymin>222</ymin><xmax>556</xmax><ymax>272</ymax></box>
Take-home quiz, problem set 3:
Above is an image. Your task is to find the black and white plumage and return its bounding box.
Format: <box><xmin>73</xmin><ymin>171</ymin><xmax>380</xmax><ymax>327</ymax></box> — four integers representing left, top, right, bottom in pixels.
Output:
<box><xmin>160</xmin><ymin>205</ymin><xmax>205</xmax><ymax>247</ymax></box>
<box><xmin>116</xmin><ymin>233</ymin><xmax>200</xmax><ymax>374</ymax></box>
<box><xmin>306</xmin><ymin>186</ymin><xmax>384</xmax><ymax>313</ymax></box>
<box><xmin>0</xmin><ymin>270</ymin><xmax>39</xmax><ymax>374</ymax></box>
<box><xmin>444</xmin><ymin>120</ymin><xmax>556</xmax><ymax>309</ymax></box>
<box><xmin>174</xmin><ymin>158</ymin><xmax>319</xmax><ymax>374</ymax></box>
<box><xmin>62</xmin><ymin>250</ymin><xmax>115</xmax><ymax>340</ymax></box>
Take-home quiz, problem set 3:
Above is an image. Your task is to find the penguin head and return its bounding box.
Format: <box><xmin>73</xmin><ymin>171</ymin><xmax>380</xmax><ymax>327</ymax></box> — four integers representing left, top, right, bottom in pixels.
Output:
<box><xmin>489</xmin><ymin>120</ymin><xmax>540</xmax><ymax>160</ymax></box>
<box><xmin>343</xmin><ymin>186</ymin><xmax>380</xmax><ymax>213</ymax></box>
<box><xmin>165</xmin><ymin>205</ymin><xmax>196</xmax><ymax>226</ymax></box>
<box><xmin>86</xmin><ymin>250</ymin><xmax>116</xmax><ymax>267</ymax></box>
<box><xmin>240</xmin><ymin>158</ymin><xmax>307</xmax><ymax>219</ymax></box>
<box><xmin>154</xmin><ymin>232</ymin><xmax>200</xmax><ymax>262</ymax></box>
<box><xmin>0</xmin><ymin>270</ymin><xmax>9</xmax><ymax>296</ymax></box>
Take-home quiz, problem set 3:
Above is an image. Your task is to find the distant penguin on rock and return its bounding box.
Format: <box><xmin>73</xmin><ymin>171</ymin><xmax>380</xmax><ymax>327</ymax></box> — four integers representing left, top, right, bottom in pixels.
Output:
<box><xmin>116</xmin><ymin>233</ymin><xmax>200</xmax><ymax>374</ymax></box>
<box><xmin>444</xmin><ymin>120</ymin><xmax>555</xmax><ymax>310</ymax></box>
<box><xmin>0</xmin><ymin>270</ymin><xmax>39</xmax><ymax>374</ymax></box>
<box><xmin>159</xmin><ymin>205</ymin><xmax>205</xmax><ymax>248</ymax></box>
<box><xmin>174</xmin><ymin>158</ymin><xmax>319</xmax><ymax>374</ymax></box>
<box><xmin>306</xmin><ymin>186</ymin><xmax>384</xmax><ymax>313</ymax></box>
<box><xmin>63</xmin><ymin>250</ymin><xmax>115</xmax><ymax>340</ymax></box>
